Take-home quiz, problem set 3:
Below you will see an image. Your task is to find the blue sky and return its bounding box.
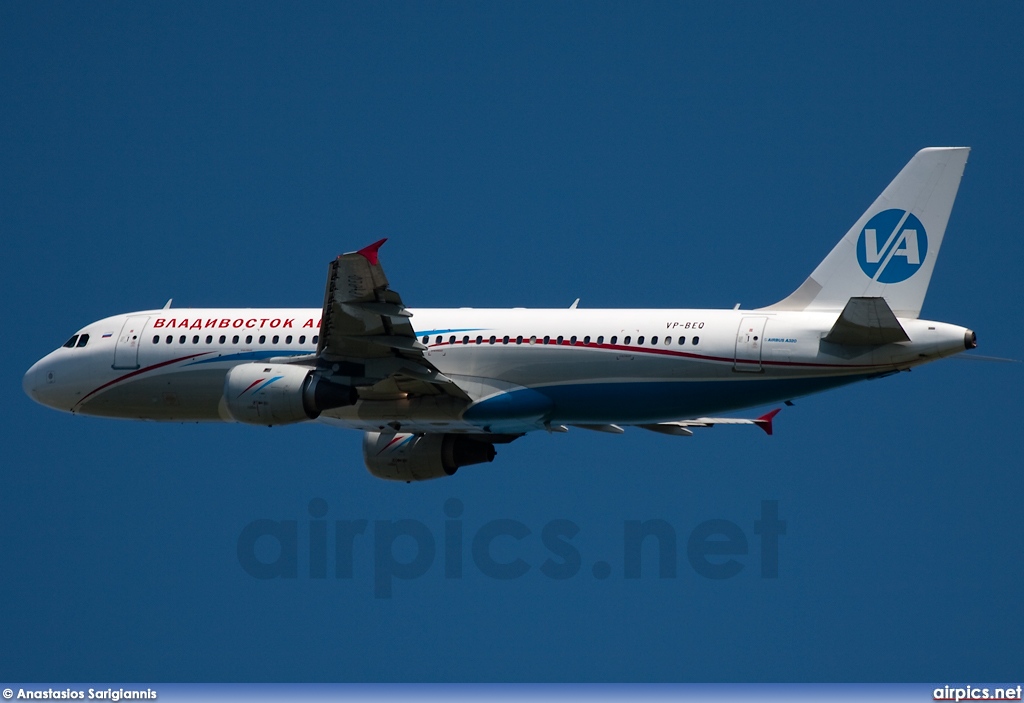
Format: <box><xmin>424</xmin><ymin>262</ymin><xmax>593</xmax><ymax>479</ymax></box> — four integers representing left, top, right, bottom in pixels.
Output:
<box><xmin>2</xmin><ymin>1</ymin><xmax>1022</xmax><ymax>682</ymax></box>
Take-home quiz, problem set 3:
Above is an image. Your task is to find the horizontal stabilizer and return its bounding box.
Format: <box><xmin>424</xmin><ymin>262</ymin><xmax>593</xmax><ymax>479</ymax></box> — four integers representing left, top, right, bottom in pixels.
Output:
<box><xmin>823</xmin><ymin>297</ymin><xmax>910</xmax><ymax>346</ymax></box>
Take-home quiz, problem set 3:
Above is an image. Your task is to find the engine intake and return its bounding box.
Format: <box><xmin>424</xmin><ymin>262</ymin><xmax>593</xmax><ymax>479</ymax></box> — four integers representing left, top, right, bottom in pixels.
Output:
<box><xmin>363</xmin><ymin>431</ymin><xmax>497</xmax><ymax>481</ymax></box>
<box><xmin>223</xmin><ymin>363</ymin><xmax>356</xmax><ymax>426</ymax></box>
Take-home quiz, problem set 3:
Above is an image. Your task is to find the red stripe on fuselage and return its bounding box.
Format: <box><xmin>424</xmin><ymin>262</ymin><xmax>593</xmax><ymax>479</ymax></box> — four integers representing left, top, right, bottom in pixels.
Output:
<box><xmin>75</xmin><ymin>352</ymin><xmax>214</xmax><ymax>409</ymax></box>
<box><xmin>423</xmin><ymin>340</ymin><xmax>880</xmax><ymax>369</ymax></box>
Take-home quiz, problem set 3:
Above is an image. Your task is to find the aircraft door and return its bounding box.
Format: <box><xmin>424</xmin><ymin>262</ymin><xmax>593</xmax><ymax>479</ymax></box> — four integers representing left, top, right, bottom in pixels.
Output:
<box><xmin>113</xmin><ymin>315</ymin><xmax>150</xmax><ymax>369</ymax></box>
<box><xmin>734</xmin><ymin>316</ymin><xmax>767</xmax><ymax>372</ymax></box>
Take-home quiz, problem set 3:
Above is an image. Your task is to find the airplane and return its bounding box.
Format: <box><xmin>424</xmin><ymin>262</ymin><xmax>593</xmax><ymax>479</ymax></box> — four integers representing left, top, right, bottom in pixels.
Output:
<box><xmin>24</xmin><ymin>147</ymin><xmax>977</xmax><ymax>481</ymax></box>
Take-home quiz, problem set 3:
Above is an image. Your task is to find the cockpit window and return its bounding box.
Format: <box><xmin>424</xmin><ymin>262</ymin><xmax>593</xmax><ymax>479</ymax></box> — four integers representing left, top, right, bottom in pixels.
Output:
<box><xmin>63</xmin><ymin>335</ymin><xmax>79</xmax><ymax>348</ymax></box>
<box><xmin>76</xmin><ymin>334</ymin><xmax>90</xmax><ymax>348</ymax></box>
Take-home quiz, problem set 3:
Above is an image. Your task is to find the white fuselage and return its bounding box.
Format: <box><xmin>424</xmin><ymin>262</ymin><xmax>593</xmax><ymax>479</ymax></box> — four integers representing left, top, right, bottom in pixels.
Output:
<box><xmin>21</xmin><ymin>148</ymin><xmax>978</xmax><ymax>480</ymax></box>
<box><xmin>23</xmin><ymin>306</ymin><xmax>971</xmax><ymax>434</ymax></box>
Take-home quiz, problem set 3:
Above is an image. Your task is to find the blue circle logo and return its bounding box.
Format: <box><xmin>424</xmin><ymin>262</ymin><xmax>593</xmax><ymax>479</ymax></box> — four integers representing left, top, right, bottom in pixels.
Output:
<box><xmin>856</xmin><ymin>209</ymin><xmax>928</xmax><ymax>283</ymax></box>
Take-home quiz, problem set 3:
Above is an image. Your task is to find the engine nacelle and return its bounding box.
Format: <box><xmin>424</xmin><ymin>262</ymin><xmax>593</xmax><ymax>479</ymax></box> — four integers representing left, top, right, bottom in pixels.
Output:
<box><xmin>363</xmin><ymin>432</ymin><xmax>497</xmax><ymax>481</ymax></box>
<box><xmin>223</xmin><ymin>363</ymin><xmax>356</xmax><ymax>426</ymax></box>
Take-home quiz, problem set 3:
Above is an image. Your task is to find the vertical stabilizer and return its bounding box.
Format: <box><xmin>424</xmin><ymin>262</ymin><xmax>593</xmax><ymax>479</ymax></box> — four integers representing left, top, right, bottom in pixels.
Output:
<box><xmin>761</xmin><ymin>147</ymin><xmax>969</xmax><ymax>318</ymax></box>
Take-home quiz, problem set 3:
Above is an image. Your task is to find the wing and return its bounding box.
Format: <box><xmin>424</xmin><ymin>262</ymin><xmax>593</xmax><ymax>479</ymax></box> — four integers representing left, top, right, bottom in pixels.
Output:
<box><xmin>634</xmin><ymin>408</ymin><xmax>781</xmax><ymax>436</ymax></box>
<box><xmin>315</xmin><ymin>239</ymin><xmax>470</xmax><ymax>402</ymax></box>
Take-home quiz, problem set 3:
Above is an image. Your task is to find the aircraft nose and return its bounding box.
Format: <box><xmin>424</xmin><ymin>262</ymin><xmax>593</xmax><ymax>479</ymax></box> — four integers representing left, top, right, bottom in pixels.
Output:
<box><xmin>23</xmin><ymin>357</ymin><xmax>62</xmax><ymax>409</ymax></box>
<box><xmin>23</xmin><ymin>361</ymin><xmax>41</xmax><ymax>402</ymax></box>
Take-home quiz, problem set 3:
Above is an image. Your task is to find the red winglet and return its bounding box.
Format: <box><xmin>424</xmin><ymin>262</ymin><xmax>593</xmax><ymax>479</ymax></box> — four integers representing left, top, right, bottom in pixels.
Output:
<box><xmin>355</xmin><ymin>238</ymin><xmax>388</xmax><ymax>265</ymax></box>
<box><xmin>754</xmin><ymin>408</ymin><xmax>782</xmax><ymax>436</ymax></box>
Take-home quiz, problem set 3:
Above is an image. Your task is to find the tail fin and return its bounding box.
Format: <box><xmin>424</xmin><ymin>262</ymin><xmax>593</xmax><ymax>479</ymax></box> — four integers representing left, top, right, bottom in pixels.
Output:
<box><xmin>762</xmin><ymin>147</ymin><xmax>969</xmax><ymax>318</ymax></box>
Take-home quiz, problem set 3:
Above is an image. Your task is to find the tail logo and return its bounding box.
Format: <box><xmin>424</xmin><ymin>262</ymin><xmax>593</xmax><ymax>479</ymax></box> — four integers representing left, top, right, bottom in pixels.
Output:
<box><xmin>857</xmin><ymin>209</ymin><xmax>928</xmax><ymax>283</ymax></box>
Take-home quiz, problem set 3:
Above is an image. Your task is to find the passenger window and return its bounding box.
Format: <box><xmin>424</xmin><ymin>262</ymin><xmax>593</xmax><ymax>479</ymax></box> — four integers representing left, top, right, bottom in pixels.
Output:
<box><xmin>436</xmin><ymin>335</ymin><xmax>442</xmax><ymax>344</ymax></box>
<box><xmin>502</xmin><ymin>336</ymin><xmax>509</xmax><ymax>344</ymax></box>
<box><xmin>232</xmin><ymin>335</ymin><xmax>239</xmax><ymax>344</ymax></box>
<box><xmin>152</xmin><ymin>335</ymin><xmax>160</xmax><ymax>344</ymax></box>
<box><xmin>259</xmin><ymin>335</ymin><xmax>266</xmax><ymax>344</ymax></box>
<box><xmin>220</xmin><ymin>335</ymin><xmax>226</xmax><ymax>344</ymax></box>
<box><xmin>570</xmin><ymin>336</ymin><xmax>577</xmax><ymax>345</ymax></box>
<box><xmin>624</xmin><ymin>336</ymin><xmax>631</xmax><ymax>344</ymax></box>
<box><xmin>476</xmin><ymin>335</ymin><xmax>483</xmax><ymax>344</ymax></box>
<box><xmin>584</xmin><ymin>336</ymin><xmax>591</xmax><ymax>344</ymax></box>
<box><xmin>543</xmin><ymin>336</ymin><xmax>550</xmax><ymax>344</ymax></box>
<box><xmin>610</xmin><ymin>336</ymin><xmax>617</xmax><ymax>344</ymax></box>
<box><xmin>312</xmin><ymin>335</ymin><xmax>319</xmax><ymax>344</ymax></box>
<box><xmin>463</xmin><ymin>335</ymin><xmax>470</xmax><ymax>344</ymax></box>
<box><xmin>193</xmin><ymin>335</ymin><xmax>199</xmax><ymax>344</ymax></box>
<box><xmin>516</xmin><ymin>335</ymin><xmax>523</xmax><ymax>344</ymax></box>
<box><xmin>245</xmin><ymin>335</ymin><xmax>253</xmax><ymax>344</ymax></box>
<box><xmin>206</xmin><ymin>335</ymin><xmax>213</xmax><ymax>344</ymax></box>
<box><xmin>651</xmin><ymin>336</ymin><xmax>658</xmax><ymax>345</ymax></box>
<box><xmin>557</xmin><ymin>336</ymin><xmax>564</xmax><ymax>344</ymax></box>
<box><xmin>530</xmin><ymin>336</ymin><xmax>537</xmax><ymax>344</ymax></box>
<box><xmin>299</xmin><ymin>335</ymin><xmax>306</xmax><ymax>344</ymax></box>
<box><xmin>489</xmin><ymin>336</ymin><xmax>496</xmax><ymax>344</ymax></box>
<box><xmin>692</xmin><ymin>336</ymin><xmax>699</xmax><ymax>345</ymax></box>
<box><xmin>449</xmin><ymin>335</ymin><xmax>456</xmax><ymax>344</ymax></box>
<box><xmin>422</xmin><ymin>335</ymin><xmax>429</xmax><ymax>344</ymax></box>
<box><xmin>272</xmin><ymin>335</ymin><xmax>279</xmax><ymax>344</ymax></box>
<box><xmin>286</xmin><ymin>335</ymin><xmax>292</xmax><ymax>344</ymax></box>
<box><xmin>664</xmin><ymin>336</ymin><xmax>671</xmax><ymax>345</ymax></box>
<box><xmin>178</xmin><ymin>335</ymin><xmax>186</xmax><ymax>344</ymax></box>
<box><xmin>597</xmin><ymin>336</ymin><xmax>604</xmax><ymax>344</ymax></box>
<box><xmin>63</xmin><ymin>335</ymin><xmax>79</xmax><ymax>348</ymax></box>
<box><xmin>638</xmin><ymin>336</ymin><xmax>645</xmax><ymax>345</ymax></box>
<box><xmin>678</xmin><ymin>336</ymin><xmax>686</xmax><ymax>345</ymax></box>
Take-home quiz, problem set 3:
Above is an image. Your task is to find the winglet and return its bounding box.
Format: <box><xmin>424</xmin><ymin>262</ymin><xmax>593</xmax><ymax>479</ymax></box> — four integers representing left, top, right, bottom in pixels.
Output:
<box><xmin>355</xmin><ymin>238</ymin><xmax>388</xmax><ymax>266</ymax></box>
<box><xmin>754</xmin><ymin>408</ymin><xmax>782</xmax><ymax>436</ymax></box>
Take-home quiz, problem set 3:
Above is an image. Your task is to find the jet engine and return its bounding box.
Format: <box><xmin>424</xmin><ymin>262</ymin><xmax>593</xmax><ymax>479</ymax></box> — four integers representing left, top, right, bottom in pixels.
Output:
<box><xmin>223</xmin><ymin>363</ymin><xmax>356</xmax><ymax>426</ymax></box>
<box><xmin>363</xmin><ymin>431</ymin><xmax>497</xmax><ymax>481</ymax></box>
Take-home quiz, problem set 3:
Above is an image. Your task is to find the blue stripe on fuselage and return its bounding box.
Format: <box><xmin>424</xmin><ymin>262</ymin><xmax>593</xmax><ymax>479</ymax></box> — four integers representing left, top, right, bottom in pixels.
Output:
<box><xmin>416</xmin><ymin>328</ymin><xmax>487</xmax><ymax>338</ymax></box>
<box><xmin>464</xmin><ymin>375</ymin><xmax>873</xmax><ymax>424</ymax></box>
<box><xmin>183</xmin><ymin>350</ymin><xmax>312</xmax><ymax>366</ymax></box>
